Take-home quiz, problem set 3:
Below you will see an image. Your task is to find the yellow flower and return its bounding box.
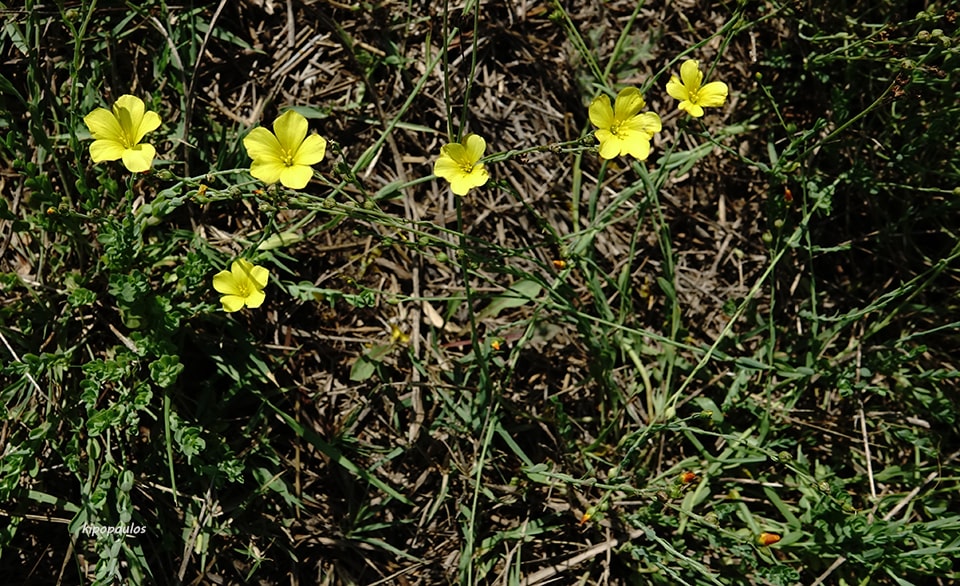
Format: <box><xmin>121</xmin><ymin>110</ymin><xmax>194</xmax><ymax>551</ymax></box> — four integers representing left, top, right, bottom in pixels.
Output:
<box><xmin>433</xmin><ymin>134</ymin><xmax>490</xmax><ymax>196</ymax></box>
<box><xmin>83</xmin><ymin>95</ymin><xmax>161</xmax><ymax>173</ymax></box>
<box><xmin>588</xmin><ymin>88</ymin><xmax>662</xmax><ymax>161</ymax></box>
<box><xmin>213</xmin><ymin>259</ymin><xmax>269</xmax><ymax>312</ymax></box>
<box><xmin>666</xmin><ymin>59</ymin><xmax>729</xmax><ymax>118</ymax></box>
<box><xmin>243</xmin><ymin>110</ymin><xmax>327</xmax><ymax>190</ymax></box>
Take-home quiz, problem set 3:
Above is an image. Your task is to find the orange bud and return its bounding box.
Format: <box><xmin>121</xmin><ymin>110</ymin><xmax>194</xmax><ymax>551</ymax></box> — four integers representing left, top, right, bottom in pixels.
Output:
<box><xmin>578</xmin><ymin>506</ymin><xmax>598</xmax><ymax>526</ymax></box>
<box><xmin>758</xmin><ymin>532</ymin><xmax>781</xmax><ymax>546</ymax></box>
<box><xmin>490</xmin><ymin>339</ymin><xmax>501</xmax><ymax>351</ymax></box>
<box><xmin>783</xmin><ymin>186</ymin><xmax>793</xmax><ymax>203</ymax></box>
<box><xmin>552</xmin><ymin>259</ymin><xmax>567</xmax><ymax>269</ymax></box>
<box><xmin>680</xmin><ymin>471</ymin><xmax>697</xmax><ymax>484</ymax></box>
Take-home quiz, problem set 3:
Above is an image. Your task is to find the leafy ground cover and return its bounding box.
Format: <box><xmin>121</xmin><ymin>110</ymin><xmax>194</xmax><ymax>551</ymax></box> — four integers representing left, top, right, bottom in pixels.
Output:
<box><xmin>1</xmin><ymin>0</ymin><xmax>959</xmax><ymax>584</ymax></box>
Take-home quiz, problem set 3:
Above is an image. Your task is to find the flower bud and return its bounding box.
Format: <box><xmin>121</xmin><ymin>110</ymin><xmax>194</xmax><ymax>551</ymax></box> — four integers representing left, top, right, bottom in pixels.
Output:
<box><xmin>758</xmin><ymin>532</ymin><xmax>781</xmax><ymax>546</ymax></box>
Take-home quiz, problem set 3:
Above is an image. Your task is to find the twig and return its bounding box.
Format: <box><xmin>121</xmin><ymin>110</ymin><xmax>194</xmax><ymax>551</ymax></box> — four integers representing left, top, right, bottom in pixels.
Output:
<box><xmin>0</xmin><ymin>329</ymin><xmax>43</xmax><ymax>395</ymax></box>
<box><xmin>519</xmin><ymin>529</ymin><xmax>645</xmax><ymax>586</ymax></box>
<box><xmin>855</xmin><ymin>332</ymin><xmax>877</xmax><ymax>501</ymax></box>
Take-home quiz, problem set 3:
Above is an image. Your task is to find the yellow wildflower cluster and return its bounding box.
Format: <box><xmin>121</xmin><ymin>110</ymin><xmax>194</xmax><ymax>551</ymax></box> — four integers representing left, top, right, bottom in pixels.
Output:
<box><xmin>83</xmin><ymin>97</ymin><xmax>327</xmax><ymax>187</ymax></box>
<box><xmin>83</xmin><ymin>97</ymin><xmax>329</xmax><ymax>311</ymax></box>
<box><xmin>81</xmin><ymin>54</ymin><xmax>727</xmax><ymax>311</ymax></box>
<box><xmin>588</xmin><ymin>59</ymin><xmax>728</xmax><ymax>163</ymax></box>
<box><xmin>430</xmin><ymin>57</ymin><xmax>728</xmax><ymax>196</ymax></box>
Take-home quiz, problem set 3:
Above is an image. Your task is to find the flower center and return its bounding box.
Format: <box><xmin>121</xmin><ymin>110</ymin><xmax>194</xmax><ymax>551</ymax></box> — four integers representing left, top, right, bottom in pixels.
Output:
<box><xmin>281</xmin><ymin>149</ymin><xmax>295</xmax><ymax>167</ymax></box>
<box><xmin>610</xmin><ymin>120</ymin><xmax>624</xmax><ymax>137</ymax></box>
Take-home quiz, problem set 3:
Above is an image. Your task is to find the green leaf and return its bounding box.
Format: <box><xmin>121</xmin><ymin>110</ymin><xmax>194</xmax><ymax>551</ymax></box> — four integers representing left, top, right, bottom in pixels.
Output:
<box><xmin>657</xmin><ymin>141</ymin><xmax>716</xmax><ymax>176</ymax></box>
<box><xmin>257</xmin><ymin>230</ymin><xmax>303</xmax><ymax>251</ymax></box>
<box><xmin>149</xmin><ymin>355</ymin><xmax>183</xmax><ymax>388</ymax></box>
<box><xmin>350</xmin><ymin>355</ymin><xmax>377</xmax><ymax>382</ymax></box>
<box><xmin>735</xmin><ymin>357</ymin><xmax>773</xmax><ymax>371</ymax></box>
<box><xmin>478</xmin><ymin>279</ymin><xmax>542</xmax><ymax>320</ymax></box>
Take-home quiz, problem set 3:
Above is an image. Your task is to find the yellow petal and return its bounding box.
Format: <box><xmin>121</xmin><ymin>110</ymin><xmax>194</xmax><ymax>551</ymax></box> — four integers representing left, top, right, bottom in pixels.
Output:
<box><xmin>114</xmin><ymin>95</ymin><xmax>146</xmax><ymax>124</ymax></box>
<box><xmin>463</xmin><ymin>134</ymin><xmax>486</xmax><ymax>164</ymax></box>
<box><xmin>588</xmin><ymin>95</ymin><xmax>614</xmax><ymax>130</ymax></box>
<box><xmin>273</xmin><ymin>110</ymin><xmax>308</xmax><ymax>154</ymax></box>
<box><xmin>232</xmin><ymin>258</ymin><xmax>256</xmax><ymax>281</ymax></box>
<box><xmin>620</xmin><ymin>132</ymin><xmax>652</xmax><ymax>161</ymax></box>
<box><xmin>594</xmin><ymin>130</ymin><xmax>620</xmax><ymax>159</ymax></box>
<box><xmin>84</xmin><ymin>108</ymin><xmax>124</xmax><ymax>141</ymax></box>
<box><xmin>613</xmin><ymin>87</ymin><xmax>645</xmax><ymax>120</ymax></box>
<box><xmin>220</xmin><ymin>295</ymin><xmax>246</xmax><ymax>312</ymax></box>
<box><xmin>244</xmin><ymin>127</ymin><xmax>284</xmax><ymax>161</ymax></box>
<box><xmin>448</xmin><ymin>166</ymin><xmax>488</xmax><ymax>196</ymax></box>
<box><xmin>433</xmin><ymin>153</ymin><xmax>461</xmax><ymax>180</ymax></box>
<box><xmin>250</xmin><ymin>159</ymin><xmax>286</xmax><ymax>184</ymax></box>
<box><xmin>439</xmin><ymin>143</ymin><xmax>468</xmax><ymax>167</ymax></box>
<box><xmin>114</xmin><ymin>96</ymin><xmax>144</xmax><ymax>143</ymax></box>
<box><xmin>279</xmin><ymin>165</ymin><xmax>314</xmax><ymax>189</ymax></box>
<box><xmin>626</xmin><ymin>112</ymin><xmax>662</xmax><ymax>136</ymax></box>
<box><xmin>468</xmin><ymin>165</ymin><xmax>489</xmax><ymax>188</ymax></box>
<box><xmin>112</xmin><ymin>95</ymin><xmax>160</xmax><ymax>143</ymax></box>
<box><xmin>447</xmin><ymin>177</ymin><xmax>472</xmax><ymax>196</ymax></box>
<box><xmin>248</xmin><ymin>265</ymin><xmax>269</xmax><ymax>290</ymax></box>
<box><xmin>121</xmin><ymin>143</ymin><xmax>156</xmax><ymax>172</ymax></box>
<box><xmin>293</xmin><ymin>134</ymin><xmax>326</xmax><ymax>166</ymax></box>
<box><xmin>666</xmin><ymin>74</ymin><xmax>689</xmax><ymax>101</ymax></box>
<box><xmin>679</xmin><ymin>101</ymin><xmax>705</xmax><ymax>118</ymax></box>
<box><xmin>697</xmin><ymin>81</ymin><xmax>729</xmax><ymax>108</ymax></box>
<box><xmin>89</xmin><ymin>139</ymin><xmax>125</xmax><ymax>162</ymax></box>
<box><xmin>133</xmin><ymin>110</ymin><xmax>161</xmax><ymax>144</ymax></box>
<box><xmin>213</xmin><ymin>270</ymin><xmax>242</xmax><ymax>296</ymax></box>
<box><xmin>243</xmin><ymin>289</ymin><xmax>266</xmax><ymax>309</ymax></box>
<box><xmin>680</xmin><ymin>59</ymin><xmax>702</xmax><ymax>91</ymax></box>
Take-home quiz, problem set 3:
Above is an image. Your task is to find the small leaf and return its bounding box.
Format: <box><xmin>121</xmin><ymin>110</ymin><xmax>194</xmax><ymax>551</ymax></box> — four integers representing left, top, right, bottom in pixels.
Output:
<box><xmin>478</xmin><ymin>279</ymin><xmax>542</xmax><ymax>320</ymax></box>
<box><xmin>257</xmin><ymin>230</ymin><xmax>303</xmax><ymax>251</ymax></box>
<box><xmin>350</xmin><ymin>355</ymin><xmax>376</xmax><ymax>382</ymax></box>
